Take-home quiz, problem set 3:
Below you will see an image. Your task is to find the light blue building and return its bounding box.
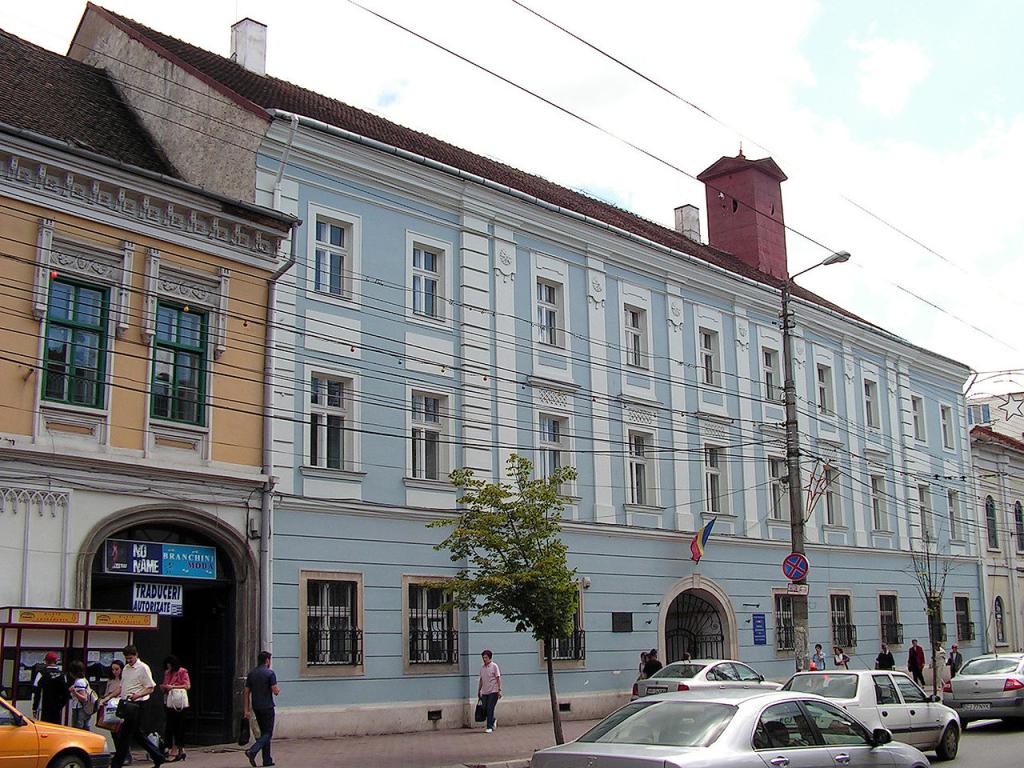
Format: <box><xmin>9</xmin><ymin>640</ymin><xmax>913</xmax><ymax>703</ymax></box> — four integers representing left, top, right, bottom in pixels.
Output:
<box><xmin>74</xmin><ymin>8</ymin><xmax>985</xmax><ymax>737</ymax></box>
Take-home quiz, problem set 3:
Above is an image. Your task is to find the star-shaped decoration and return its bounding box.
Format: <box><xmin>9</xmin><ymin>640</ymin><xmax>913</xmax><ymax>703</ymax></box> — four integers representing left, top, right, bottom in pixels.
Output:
<box><xmin>997</xmin><ymin>393</ymin><xmax>1024</xmax><ymax>422</ymax></box>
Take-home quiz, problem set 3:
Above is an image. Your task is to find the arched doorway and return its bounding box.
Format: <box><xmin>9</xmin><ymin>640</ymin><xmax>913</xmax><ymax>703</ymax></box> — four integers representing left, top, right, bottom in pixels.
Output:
<box><xmin>659</xmin><ymin>575</ymin><xmax>738</xmax><ymax>662</ymax></box>
<box><xmin>77</xmin><ymin>505</ymin><xmax>257</xmax><ymax>746</ymax></box>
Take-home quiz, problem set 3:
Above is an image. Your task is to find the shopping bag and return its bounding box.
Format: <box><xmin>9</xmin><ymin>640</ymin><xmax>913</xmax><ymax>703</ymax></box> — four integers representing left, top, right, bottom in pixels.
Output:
<box><xmin>474</xmin><ymin>699</ymin><xmax>486</xmax><ymax>723</ymax></box>
<box><xmin>237</xmin><ymin>714</ymin><xmax>251</xmax><ymax>745</ymax></box>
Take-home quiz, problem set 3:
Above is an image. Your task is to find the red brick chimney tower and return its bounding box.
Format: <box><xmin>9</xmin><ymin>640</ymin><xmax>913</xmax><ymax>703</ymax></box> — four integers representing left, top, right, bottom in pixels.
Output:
<box><xmin>697</xmin><ymin>153</ymin><xmax>789</xmax><ymax>280</ymax></box>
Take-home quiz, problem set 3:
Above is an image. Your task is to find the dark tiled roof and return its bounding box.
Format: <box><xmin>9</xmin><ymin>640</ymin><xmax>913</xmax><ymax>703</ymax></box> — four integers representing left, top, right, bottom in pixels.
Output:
<box><xmin>971</xmin><ymin>425</ymin><xmax>1024</xmax><ymax>454</ymax></box>
<box><xmin>89</xmin><ymin>4</ymin><xmax>866</xmax><ymax>321</ymax></box>
<box><xmin>0</xmin><ymin>28</ymin><xmax>173</xmax><ymax>175</ymax></box>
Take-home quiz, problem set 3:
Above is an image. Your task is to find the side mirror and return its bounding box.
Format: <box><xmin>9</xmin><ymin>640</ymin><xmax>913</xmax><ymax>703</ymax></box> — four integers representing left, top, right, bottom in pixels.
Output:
<box><xmin>871</xmin><ymin>728</ymin><xmax>893</xmax><ymax>747</ymax></box>
<box><xmin>929</xmin><ymin>694</ymin><xmax>941</xmax><ymax>703</ymax></box>
<box><xmin>758</xmin><ymin>674</ymin><xmax>765</xmax><ymax>682</ymax></box>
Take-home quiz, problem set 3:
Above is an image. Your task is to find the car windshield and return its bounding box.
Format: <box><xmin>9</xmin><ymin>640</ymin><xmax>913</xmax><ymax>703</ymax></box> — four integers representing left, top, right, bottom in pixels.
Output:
<box><xmin>960</xmin><ymin>657</ymin><xmax>1022</xmax><ymax>675</ymax></box>
<box><xmin>782</xmin><ymin>673</ymin><xmax>859</xmax><ymax>699</ymax></box>
<box><xmin>651</xmin><ymin>663</ymin><xmax>704</xmax><ymax>679</ymax></box>
<box><xmin>578</xmin><ymin>701</ymin><xmax>737</xmax><ymax>747</ymax></box>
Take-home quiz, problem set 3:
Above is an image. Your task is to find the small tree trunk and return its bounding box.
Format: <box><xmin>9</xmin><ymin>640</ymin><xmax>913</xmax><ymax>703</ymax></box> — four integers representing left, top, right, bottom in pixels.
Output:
<box><xmin>543</xmin><ymin>636</ymin><xmax>565</xmax><ymax>745</ymax></box>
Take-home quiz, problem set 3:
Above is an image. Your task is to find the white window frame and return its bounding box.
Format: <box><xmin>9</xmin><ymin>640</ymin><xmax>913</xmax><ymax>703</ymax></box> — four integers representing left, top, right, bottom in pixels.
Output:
<box><xmin>538</xmin><ymin>411</ymin><xmax>572</xmax><ymax>493</ymax></box>
<box><xmin>824</xmin><ymin>466</ymin><xmax>841</xmax><ymax>526</ymax></box>
<box><xmin>627</xmin><ymin>429</ymin><xmax>654</xmax><ymax>506</ymax></box>
<box><xmin>816</xmin><ymin>363</ymin><xmax>835</xmax><ymax>415</ymax></box>
<box><xmin>985</xmin><ymin>495</ymin><xmax>999</xmax><ymax>550</ymax></box>
<box><xmin>409</xmin><ymin>389</ymin><xmax>449</xmax><ymax>481</ymax></box>
<box><xmin>307</xmin><ymin>371</ymin><xmax>357</xmax><ymax>471</ymax></box>
<box><xmin>870</xmin><ymin>474</ymin><xmax>887</xmax><ymax>531</ymax></box>
<box><xmin>768</xmin><ymin>457</ymin><xmax>789</xmax><ymax>521</ymax></box>
<box><xmin>536</xmin><ymin>278</ymin><xmax>564</xmax><ymax>348</ymax></box>
<box><xmin>298</xmin><ymin>569</ymin><xmax>365</xmax><ymax>677</ymax></box>
<box><xmin>918</xmin><ymin>484</ymin><xmax>932</xmax><ymax>541</ymax></box>
<box><xmin>762</xmin><ymin>348</ymin><xmax>781</xmax><ymax>402</ymax></box>
<box><xmin>705</xmin><ymin>445</ymin><xmax>728</xmax><ymax>514</ymax></box>
<box><xmin>911</xmin><ymin>396</ymin><xmax>926</xmax><ymax>442</ymax></box>
<box><xmin>699</xmin><ymin>327</ymin><xmax>722</xmax><ymax>387</ymax></box>
<box><xmin>947</xmin><ymin>489</ymin><xmax>961</xmax><ymax>541</ymax></box>
<box><xmin>307</xmin><ymin>204</ymin><xmax>361</xmax><ymax>305</ymax></box>
<box><xmin>864</xmin><ymin>379</ymin><xmax>880</xmax><ymax>430</ymax></box>
<box><xmin>967</xmin><ymin>403</ymin><xmax>991</xmax><ymax>425</ymax></box>
<box><xmin>406</xmin><ymin>231</ymin><xmax>452</xmax><ymax>328</ymax></box>
<box><xmin>940</xmin><ymin>405</ymin><xmax>954</xmax><ymax>450</ymax></box>
<box><xmin>878</xmin><ymin>592</ymin><xmax>901</xmax><ymax>647</ymax></box>
<box><xmin>623</xmin><ymin>305</ymin><xmax>649</xmax><ymax>370</ymax></box>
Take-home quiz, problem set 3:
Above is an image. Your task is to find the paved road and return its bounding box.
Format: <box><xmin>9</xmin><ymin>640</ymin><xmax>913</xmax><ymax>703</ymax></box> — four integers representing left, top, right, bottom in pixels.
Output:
<box><xmin>958</xmin><ymin>719</ymin><xmax>1024</xmax><ymax>767</ymax></box>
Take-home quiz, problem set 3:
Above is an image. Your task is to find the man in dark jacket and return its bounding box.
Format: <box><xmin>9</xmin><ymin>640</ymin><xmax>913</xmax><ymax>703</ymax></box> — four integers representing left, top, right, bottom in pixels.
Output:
<box><xmin>908</xmin><ymin>639</ymin><xmax>926</xmax><ymax>686</ymax></box>
<box><xmin>947</xmin><ymin>644</ymin><xmax>964</xmax><ymax>678</ymax></box>
<box><xmin>875</xmin><ymin>643</ymin><xmax>896</xmax><ymax>670</ymax></box>
<box><xmin>642</xmin><ymin>649</ymin><xmax>663</xmax><ymax>679</ymax></box>
<box><xmin>32</xmin><ymin>652</ymin><xmax>69</xmax><ymax>724</ymax></box>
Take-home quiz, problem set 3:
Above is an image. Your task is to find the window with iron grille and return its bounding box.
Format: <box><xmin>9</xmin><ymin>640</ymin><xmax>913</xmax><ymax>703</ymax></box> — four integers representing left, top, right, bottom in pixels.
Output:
<box><xmin>879</xmin><ymin>594</ymin><xmax>902</xmax><ymax>646</ymax></box>
<box><xmin>306</xmin><ymin>579</ymin><xmax>361</xmax><ymax>666</ymax></box>
<box><xmin>408</xmin><ymin>583</ymin><xmax>458</xmax><ymax>665</ymax></box>
<box><xmin>547</xmin><ymin>599</ymin><xmax>585</xmax><ymax>661</ymax></box>
<box><xmin>830</xmin><ymin>594</ymin><xmax>856</xmax><ymax>647</ymax></box>
<box><xmin>775</xmin><ymin>594</ymin><xmax>794</xmax><ymax>651</ymax></box>
<box><xmin>44</xmin><ymin>279</ymin><xmax>108</xmax><ymax>409</ymax></box>
<box><xmin>955</xmin><ymin>596</ymin><xmax>973</xmax><ymax>642</ymax></box>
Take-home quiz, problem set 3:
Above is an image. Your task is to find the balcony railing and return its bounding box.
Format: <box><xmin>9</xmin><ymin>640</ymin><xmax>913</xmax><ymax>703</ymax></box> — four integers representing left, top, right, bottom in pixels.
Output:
<box><xmin>777</xmin><ymin>622</ymin><xmax>795</xmax><ymax>651</ymax></box>
<box><xmin>548</xmin><ymin>630</ymin><xmax>586</xmax><ymax>661</ymax></box>
<box><xmin>307</xmin><ymin>627</ymin><xmax>363</xmax><ymax>666</ymax></box>
<box><xmin>880</xmin><ymin>621</ymin><xmax>903</xmax><ymax>646</ymax></box>
<box><xmin>832</xmin><ymin>623</ymin><xmax>858</xmax><ymax>648</ymax></box>
<box><xmin>957</xmin><ymin>621</ymin><xmax>975</xmax><ymax>642</ymax></box>
<box><xmin>409</xmin><ymin>629</ymin><xmax>459</xmax><ymax>664</ymax></box>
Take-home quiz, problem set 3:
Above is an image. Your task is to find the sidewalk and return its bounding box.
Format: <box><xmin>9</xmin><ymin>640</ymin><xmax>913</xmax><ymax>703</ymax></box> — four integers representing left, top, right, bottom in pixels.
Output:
<box><xmin>169</xmin><ymin>719</ymin><xmax>601</xmax><ymax>768</ymax></box>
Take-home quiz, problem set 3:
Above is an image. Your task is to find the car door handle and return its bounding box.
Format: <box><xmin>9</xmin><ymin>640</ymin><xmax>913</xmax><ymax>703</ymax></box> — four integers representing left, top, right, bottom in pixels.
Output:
<box><xmin>910</xmin><ymin>709</ymin><xmax>916</xmax><ymax>715</ymax></box>
<box><xmin>834</xmin><ymin>753</ymin><xmax>851</xmax><ymax>765</ymax></box>
<box><xmin>770</xmin><ymin>758</ymin><xmax>790</xmax><ymax>767</ymax></box>
<box><xmin>881</xmin><ymin>710</ymin><xmax>888</xmax><ymax>716</ymax></box>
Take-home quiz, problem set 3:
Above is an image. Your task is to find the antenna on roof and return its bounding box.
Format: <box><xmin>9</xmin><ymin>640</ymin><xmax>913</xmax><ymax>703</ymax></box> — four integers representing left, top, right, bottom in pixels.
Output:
<box><xmin>738</xmin><ymin>141</ymin><xmax>744</xmax><ymax>159</ymax></box>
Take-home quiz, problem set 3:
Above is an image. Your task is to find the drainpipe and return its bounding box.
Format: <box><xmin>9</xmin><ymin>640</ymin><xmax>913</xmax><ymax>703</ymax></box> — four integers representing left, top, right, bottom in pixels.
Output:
<box><xmin>260</xmin><ymin>115</ymin><xmax>300</xmax><ymax>653</ymax></box>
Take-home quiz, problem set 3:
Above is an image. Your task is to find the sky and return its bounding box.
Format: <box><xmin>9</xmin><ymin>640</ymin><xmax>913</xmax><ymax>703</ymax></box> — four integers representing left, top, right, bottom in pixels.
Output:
<box><xmin>3</xmin><ymin>1</ymin><xmax>1022</xmax><ymax>395</ymax></box>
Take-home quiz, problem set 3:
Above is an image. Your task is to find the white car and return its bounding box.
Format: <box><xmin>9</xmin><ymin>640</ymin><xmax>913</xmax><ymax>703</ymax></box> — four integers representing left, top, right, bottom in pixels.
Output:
<box><xmin>633</xmin><ymin>659</ymin><xmax>780</xmax><ymax>699</ymax></box>
<box><xmin>782</xmin><ymin>669</ymin><xmax>960</xmax><ymax>759</ymax></box>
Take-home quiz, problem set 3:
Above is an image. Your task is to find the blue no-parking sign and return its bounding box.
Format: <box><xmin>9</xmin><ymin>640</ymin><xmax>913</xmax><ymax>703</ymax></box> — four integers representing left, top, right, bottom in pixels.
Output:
<box><xmin>782</xmin><ymin>552</ymin><xmax>809</xmax><ymax>581</ymax></box>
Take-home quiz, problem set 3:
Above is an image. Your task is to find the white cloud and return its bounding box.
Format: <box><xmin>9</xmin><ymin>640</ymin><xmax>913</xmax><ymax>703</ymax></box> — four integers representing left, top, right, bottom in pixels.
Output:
<box><xmin>849</xmin><ymin>37</ymin><xmax>932</xmax><ymax>117</ymax></box>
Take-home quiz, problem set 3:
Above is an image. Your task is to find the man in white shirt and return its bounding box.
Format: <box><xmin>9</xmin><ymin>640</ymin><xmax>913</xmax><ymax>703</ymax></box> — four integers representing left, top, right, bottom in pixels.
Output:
<box><xmin>112</xmin><ymin>645</ymin><xmax>165</xmax><ymax>768</ymax></box>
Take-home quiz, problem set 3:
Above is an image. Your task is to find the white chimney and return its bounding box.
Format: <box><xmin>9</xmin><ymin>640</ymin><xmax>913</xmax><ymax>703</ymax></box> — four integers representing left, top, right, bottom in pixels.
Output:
<box><xmin>674</xmin><ymin>204</ymin><xmax>701</xmax><ymax>242</ymax></box>
<box><xmin>231</xmin><ymin>18</ymin><xmax>267</xmax><ymax>76</ymax></box>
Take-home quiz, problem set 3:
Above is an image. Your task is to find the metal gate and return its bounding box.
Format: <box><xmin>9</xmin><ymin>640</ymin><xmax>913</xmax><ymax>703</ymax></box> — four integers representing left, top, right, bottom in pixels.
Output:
<box><xmin>665</xmin><ymin>590</ymin><xmax>725</xmax><ymax>661</ymax></box>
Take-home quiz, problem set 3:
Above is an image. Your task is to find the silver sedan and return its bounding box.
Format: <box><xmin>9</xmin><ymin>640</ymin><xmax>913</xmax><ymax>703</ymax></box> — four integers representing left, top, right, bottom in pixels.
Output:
<box><xmin>943</xmin><ymin>653</ymin><xmax>1024</xmax><ymax>724</ymax></box>
<box><xmin>532</xmin><ymin>689</ymin><xmax>931</xmax><ymax>768</ymax></box>
<box><xmin>633</xmin><ymin>659</ymin><xmax>780</xmax><ymax>699</ymax></box>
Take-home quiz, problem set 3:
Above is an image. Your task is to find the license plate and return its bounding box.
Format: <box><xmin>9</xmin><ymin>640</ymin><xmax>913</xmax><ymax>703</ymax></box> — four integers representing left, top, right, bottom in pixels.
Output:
<box><xmin>963</xmin><ymin>703</ymin><xmax>991</xmax><ymax>711</ymax></box>
<box><xmin>645</xmin><ymin>686</ymin><xmax>667</xmax><ymax>694</ymax></box>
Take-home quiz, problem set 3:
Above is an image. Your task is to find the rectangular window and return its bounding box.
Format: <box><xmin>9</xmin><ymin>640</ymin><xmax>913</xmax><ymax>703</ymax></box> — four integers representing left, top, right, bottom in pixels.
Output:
<box><xmin>775</xmin><ymin>594</ymin><xmax>794</xmax><ymax>651</ymax></box>
<box><xmin>879</xmin><ymin>594</ymin><xmax>901</xmax><ymax>646</ymax></box>
<box><xmin>412</xmin><ymin>245</ymin><xmax>443</xmax><ymax>320</ymax></box>
<box><xmin>547</xmin><ymin>598</ymin><xmax>585</xmax><ymax>661</ymax></box>
<box><xmin>624</xmin><ymin>307</ymin><xmax>647</xmax><ymax>369</ymax></box>
<box><xmin>816</xmin><ymin>364</ymin><xmax>834</xmax><ymax>414</ymax></box>
<box><xmin>1015</xmin><ymin>502</ymin><xmax>1024</xmax><ymax>553</ymax></box>
<box><xmin>948</xmin><ymin>490</ymin><xmax>961</xmax><ymax>541</ymax></box>
<box><xmin>864</xmin><ymin>379</ymin><xmax>880</xmax><ymax>429</ymax></box>
<box><xmin>307</xmin><ymin>579</ymin><xmax>361</xmax><ymax>666</ymax></box>
<box><xmin>967</xmin><ymin>403</ymin><xmax>991</xmax><ymax>425</ymax></box>
<box><xmin>628</xmin><ymin>431</ymin><xmax>650</xmax><ymax>505</ymax></box>
<box><xmin>940</xmin><ymin>406</ymin><xmax>954</xmax><ymax>449</ymax></box>
<box><xmin>954</xmin><ymin>596</ymin><xmax>974</xmax><ymax>642</ymax></box>
<box><xmin>824</xmin><ymin>467</ymin><xmax>840</xmax><ymax>526</ymax></box>
<box><xmin>151</xmin><ymin>302</ymin><xmax>206</xmax><ymax>425</ymax></box>
<box><xmin>911</xmin><ymin>396</ymin><xmax>926</xmax><ymax>441</ymax></box>
<box><xmin>407</xmin><ymin>582</ymin><xmax>457</xmax><ymax>665</ymax></box>
<box><xmin>314</xmin><ymin>219</ymin><xmax>349</xmax><ymax>298</ymax></box>
<box><xmin>539</xmin><ymin>414</ymin><xmax>569</xmax><ymax>488</ymax></box>
<box><xmin>699</xmin><ymin>328</ymin><xmax>721</xmax><ymax>387</ymax></box>
<box><xmin>768</xmin><ymin>457</ymin><xmax>789</xmax><ymax>520</ymax></box>
<box><xmin>870</xmin><ymin>475</ymin><xmax>887</xmax><ymax>531</ymax></box>
<box><xmin>536</xmin><ymin>280</ymin><xmax>563</xmax><ymax>347</ymax></box>
<box><xmin>918</xmin><ymin>485</ymin><xmax>932</xmax><ymax>541</ymax></box>
<box><xmin>44</xmin><ymin>279</ymin><xmax>107</xmax><ymax>408</ymax></box>
<box><xmin>830</xmin><ymin>594</ymin><xmax>856</xmax><ymax>648</ymax></box>
<box><xmin>705</xmin><ymin>446</ymin><xmax>727</xmax><ymax>514</ymax></box>
<box><xmin>310</xmin><ymin>374</ymin><xmax>349</xmax><ymax>470</ymax></box>
<box><xmin>763</xmin><ymin>348</ymin><xmax>781</xmax><ymax>401</ymax></box>
<box><xmin>411</xmin><ymin>392</ymin><xmax>445</xmax><ymax>480</ymax></box>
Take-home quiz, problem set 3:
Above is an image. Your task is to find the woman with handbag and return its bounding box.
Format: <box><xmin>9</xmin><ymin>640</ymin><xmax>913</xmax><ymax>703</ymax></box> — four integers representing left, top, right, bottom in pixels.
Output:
<box><xmin>99</xmin><ymin>660</ymin><xmax>131</xmax><ymax>764</ymax></box>
<box><xmin>161</xmin><ymin>656</ymin><xmax>191</xmax><ymax>762</ymax></box>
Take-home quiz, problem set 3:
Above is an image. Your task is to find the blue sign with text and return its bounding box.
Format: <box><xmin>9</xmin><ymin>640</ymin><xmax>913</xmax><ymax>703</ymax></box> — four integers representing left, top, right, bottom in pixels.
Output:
<box><xmin>752</xmin><ymin>613</ymin><xmax>767</xmax><ymax>645</ymax></box>
<box><xmin>104</xmin><ymin>539</ymin><xmax>216</xmax><ymax>580</ymax></box>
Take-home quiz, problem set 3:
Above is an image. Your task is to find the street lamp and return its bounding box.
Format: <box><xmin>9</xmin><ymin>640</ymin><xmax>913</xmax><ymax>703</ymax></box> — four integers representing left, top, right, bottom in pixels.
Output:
<box><xmin>781</xmin><ymin>250</ymin><xmax>850</xmax><ymax>672</ymax></box>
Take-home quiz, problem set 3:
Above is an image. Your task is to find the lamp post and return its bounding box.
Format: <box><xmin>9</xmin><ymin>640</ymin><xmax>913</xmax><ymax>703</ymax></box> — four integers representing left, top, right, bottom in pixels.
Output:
<box><xmin>781</xmin><ymin>250</ymin><xmax>850</xmax><ymax>672</ymax></box>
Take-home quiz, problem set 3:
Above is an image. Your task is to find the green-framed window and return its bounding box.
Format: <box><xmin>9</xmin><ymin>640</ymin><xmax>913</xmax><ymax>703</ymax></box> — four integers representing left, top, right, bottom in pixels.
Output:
<box><xmin>151</xmin><ymin>302</ymin><xmax>207</xmax><ymax>425</ymax></box>
<box><xmin>43</xmin><ymin>279</ymin><xmax>108</xmax><ymax>408</ymax></box>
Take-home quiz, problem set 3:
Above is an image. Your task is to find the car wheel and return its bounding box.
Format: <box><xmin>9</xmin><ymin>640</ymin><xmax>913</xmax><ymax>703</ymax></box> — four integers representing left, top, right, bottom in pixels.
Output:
<box><xmin>49</xmin><ymin>754</ymin><xmax>89</xmax><ymax>768</ymax></box>
<box><xmin>935</xmin><ymin>723</ymin><xmax>960</xmax><ymax>761</ymax></box>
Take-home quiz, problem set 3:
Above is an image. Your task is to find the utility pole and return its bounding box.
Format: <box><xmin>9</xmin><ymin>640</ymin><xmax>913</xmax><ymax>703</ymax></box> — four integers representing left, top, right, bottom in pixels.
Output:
<box><xmin>781</xmin><ymin>251</ymin><xmax>850</xmax><ymax>672</ymax></box>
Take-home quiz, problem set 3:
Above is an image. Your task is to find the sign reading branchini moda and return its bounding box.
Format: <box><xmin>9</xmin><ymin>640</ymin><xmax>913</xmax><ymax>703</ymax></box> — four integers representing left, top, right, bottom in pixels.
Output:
<box><xmin>105</xmin><ymin>539</ymin><xmax>216</xmax><ymax>580</ymax></box>
<box><xmin>133</xmin><ymin>582</ymin><xmax>184</xmax><ymax>616</ymax></box>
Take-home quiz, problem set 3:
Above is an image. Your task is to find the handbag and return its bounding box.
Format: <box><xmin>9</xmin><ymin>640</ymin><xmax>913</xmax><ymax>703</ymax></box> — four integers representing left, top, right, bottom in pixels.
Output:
<box><xmin>237</xmin><ymin>714</ymin><xmax>251</xmax><ymax>746</ymax></box>
<box><xmin>474</xmin><ymin>698</ymin><xmax>486</xmax><ymax>723</ymax></box>
<box><xmin>166</xmin><ymin>688</ymin><xmax>189</xmax><ymax>711</ymax></box>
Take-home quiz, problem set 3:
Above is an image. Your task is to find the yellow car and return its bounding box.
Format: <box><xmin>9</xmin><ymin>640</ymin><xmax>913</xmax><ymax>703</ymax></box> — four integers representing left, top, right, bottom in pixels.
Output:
<box><xmin>0</xmin><ymin>697</ymin><xmax>110</xmax><ymax>767</ymax></box>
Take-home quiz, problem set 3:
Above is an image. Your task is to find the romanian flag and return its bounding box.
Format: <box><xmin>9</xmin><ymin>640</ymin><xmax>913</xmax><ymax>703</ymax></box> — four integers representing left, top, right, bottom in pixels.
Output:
<box><xmin>690</xmin><ymin>518</ymin><xmax>716</xmax><ymax>563</ymax></box>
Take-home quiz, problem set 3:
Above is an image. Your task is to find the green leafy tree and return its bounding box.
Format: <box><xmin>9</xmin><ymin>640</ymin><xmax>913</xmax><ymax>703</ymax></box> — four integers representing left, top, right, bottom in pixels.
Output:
<box><xmin>430</xmin><ymin>454</ymin><xmax>579</xmax><ymax>744</ymax></box>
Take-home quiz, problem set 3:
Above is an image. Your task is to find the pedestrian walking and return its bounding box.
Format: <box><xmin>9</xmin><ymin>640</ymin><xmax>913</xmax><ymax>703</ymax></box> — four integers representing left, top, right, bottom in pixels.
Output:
<box><xmin>811</xmin><ymin>644</ymin><xmax>827</xmax><ymax>671</ymax></box>
<box><xmin>642</xmin><ymin>649</ymin><xmax>663</xmax><ymax>679</ymax></box>
<box><xmin>875</xmin><ymin>643</ymin><xmax>896</xmax><ymax>670</ymax></box>
<box><xmin>637</xmin><ymin>651</ymin><xmax>649</xmax><ymax>679</ymax></box>
<box><xmin>32</xmin><ymin>651</ymin><xmax>69</xmax><ymax>724</ymax></box>
<box><xmin>99</xmin><ymin>660</ymin><xmax>132</xmax><ymax>765</ymax></box>
<box><xmin>68</xmin><ymin>660</ymin><xmax>95</xmax><ymax>730</ymax></box>
<box><xmin>947</xmin><ymin>644</ymin><xmax>963</xmax><ymax>678</ymax></box>
<box><xmin>112</xmin><ymin>645</ymin><xmax>166</xmax><ymax>768</ymax></box>
<box><xmin>160</xmin><ymin>655</ymin><xmax>190</xmax><ymax>762</ymax></box>
<box><xmin>908</xmin><ymin>639</ymin><xmax>926</xmax><ymax>686</ymax></box>
<box><xmin>243</xmin><ymin>651</ymin><xmax>280</xmax><ymax>767</ymax></box>
<box><xmin>477</xmin><ymin>649</ymin><xmax>502</xmax><ymax>733</ymax></box>
<box><xmin>833</xmin><ymin>646</ymin><xmax>850</xmax><ymax>669</ymax></box>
